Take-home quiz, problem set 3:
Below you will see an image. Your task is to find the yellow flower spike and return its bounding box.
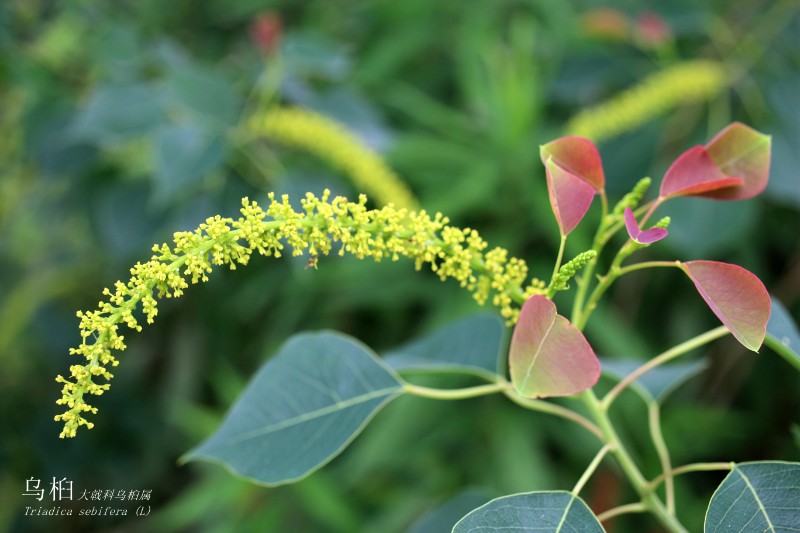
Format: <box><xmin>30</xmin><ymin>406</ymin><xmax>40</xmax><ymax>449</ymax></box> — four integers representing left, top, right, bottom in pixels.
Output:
<box><xmin>56</xmin><ymin>191</ymin><xmax>532</xmax><ymax>438</ymax></box>
<box><xmin>565</xmin><ymin>60</ymin><xmax>727</xmax><ymax>142</ymax></box>
<box><xmin>251</xmin><ymin>107</ymin><xmax>418</xmax><ymax>210</ymax></box>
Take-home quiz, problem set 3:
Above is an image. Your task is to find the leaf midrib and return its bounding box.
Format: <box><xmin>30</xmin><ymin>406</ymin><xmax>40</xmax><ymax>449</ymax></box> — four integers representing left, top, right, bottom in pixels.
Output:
<box><xmin>736</xmin><ymin>465</ymin><xmax>777</xmax><ymax>532</ymax></box>
<box><xmin>211</xmin><ymin>385</ymin><xmax>402</xmax><ymax>448</ymax></box>
<box><xmin>523</xmin><ymin>312</ymin><xmax>556</xmax><ymax>385</ymax></box>
<box><xmin>713</xmin><ymin>136</ymin><xmax>768</xmax><ymax>174</ymax></box>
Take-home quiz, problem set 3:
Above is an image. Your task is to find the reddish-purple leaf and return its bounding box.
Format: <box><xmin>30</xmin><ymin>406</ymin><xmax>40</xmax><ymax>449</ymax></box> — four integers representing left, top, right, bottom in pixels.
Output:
<box><xmin>680</xmin><ymin>260</ymin><xmax>771</xmax><ymax>351</ymax></box>
<box><xmin>545</xmin><ymin>158</ymin><xmax>596</xmax><ymax>236</ymax></box>
<box><xmin>509</xmin><ymin>295</ymin><xmax>601</xmax><ymax>397</ymax></box>
<box><xmin>659</xmin><ymin>145</ymin><xmax>743</xmax><ymax>199</ymax></box>
<box><xmin>540</xmin><ymin>136</ymin><xmax>605</xmax><ymax>191</ymax></box>
<box><xmin>701</xmin><ymin>122</ymin><xmax>771</xmax><ymax>200</ymax></box>
<box><xmin>624</xmin><ymin>207</ymin><xmax>668</xmax><ymax>244</ymax></box>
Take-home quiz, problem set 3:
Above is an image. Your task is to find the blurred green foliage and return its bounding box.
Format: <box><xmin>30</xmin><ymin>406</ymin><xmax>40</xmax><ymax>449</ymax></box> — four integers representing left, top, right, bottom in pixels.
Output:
<box><xmin>1</xmin><ymin>0</ymin><xmax>798</xmax><ymax>531</ymax></box>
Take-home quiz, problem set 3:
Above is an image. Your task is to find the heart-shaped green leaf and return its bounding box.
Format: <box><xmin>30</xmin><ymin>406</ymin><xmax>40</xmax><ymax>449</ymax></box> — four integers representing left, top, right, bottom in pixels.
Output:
<box><xmin>544</xmin><ymin>157</ymin><xmax>597</xmax><ymax>236</ymax></box>
<box><xmin>680</xmin><ymin>261</ymin><xmax>771</xmax><ymax>352</ymax></box>
<box><xmin>73</xmin><ymin>83</ymin><xmax>168</xmax><ymax>143</ymax></box>
<box><xmin>383</xmin><ymin>313</ymin><xmax>504</xmax><ymax>380</ymax></box>
<box><xmin>703</xmin><ymin>122</ymin><xmax>771</xmax><ymax>200</ymax></box>
<box><xmin>452</xmin><ymin>491</ymin><xmax>605</xmax><ymax>532</ymax></box>
<box><xmin>705</xmin><ymin>461</ymin><xmax>800</xmax><ymax>532</ymax></box>
<box><xmin>182</xmin><ymin>331</ymin><xmax>404</xmax><ymax>486</ymax></box>
<box><xmin>509</xmin><ymin>295</ymin><xmax>600</xmax><ymax>397</ymax></box>
<box><xmin>764</xmin><ymin>296</ymin><xmax>800</xmax><ymax>372</ymax></box>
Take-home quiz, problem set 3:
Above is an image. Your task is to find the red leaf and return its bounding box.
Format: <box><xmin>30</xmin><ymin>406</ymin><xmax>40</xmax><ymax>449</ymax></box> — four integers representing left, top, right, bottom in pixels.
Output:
<box><xmin>509</xmin><ymin>295</ymin><xmax>601</xmax><ymax>397</ymax></box>
<box><xmin>659</xmin><ymin>146</ymin><xmax>743</xmax><ymax>199</ymax></box>
<box><xmin>624</xmin><ymin>207</ymin><xmax>668</xmax><ymax>244</ymax></box>
<box><xmin>545</xmin><ymin>158</ymin><xmax>596</xmax><ymax>236</ymax></box>
<box><xmin>680</xmin><ymin>261</ymin><xmax>771</xmax><ymax>351</ymax></box>
<box><xmin>701</xmin><ymin>122</ymin><xmax>771</xmax><ymax>200</ymax></box>
<box><xmin>540</xmin><ymin>136</ymin><xmax>605</xmax><ymax>191</ymax></box>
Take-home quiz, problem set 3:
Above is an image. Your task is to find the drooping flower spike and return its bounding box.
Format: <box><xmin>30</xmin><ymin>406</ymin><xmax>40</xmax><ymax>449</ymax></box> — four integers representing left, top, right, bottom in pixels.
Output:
<box><xmin>55</xmin><ymin>191</ymin><xmax>539</xmax><ymax>438</ymax></box>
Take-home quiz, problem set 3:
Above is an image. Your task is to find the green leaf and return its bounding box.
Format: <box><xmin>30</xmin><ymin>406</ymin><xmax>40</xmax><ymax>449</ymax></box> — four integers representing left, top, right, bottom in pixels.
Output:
<box><xmin>764</xmin><ymin>74</ymin><xmax>800</xmax><ymax>208</ymax></box>
<box><xmin>705</xmin><ymin>461</ymin><xmax>800</xmax><ymax>532</ymax></box>
<box><xmin>282</xmin><ymin>31</ymin><xmax>352</xmax><ymax>80</ymax></box>
<box><xmin>163</xmin><ymin>63</ymin><xmax>240</xmax><ymax>132</ymax></box>
<box><xmin>408</xmin><ymin>489</ymin><xmax>493</xmax><ymax>533</ymax></box>
<box><xmin>182</xmin><ymin>331</ymin><xmax>404</xmax><ymax>486</ymax></box>
<box><xmin>509</xmin><ymin>296</ymin><xmax>600</xmax><ymax>398</ymax></box>
<box><xmin>73</xmin><ymin>83</ymin><xmax>167</xmax><ymax>143</ymax></box>
<box><xmin>764</xmin><ymin>297</ymin><xmax>800</xmax><ymax>371</ymax></box>
<box><xmin>383</xmin><ymin>314</ymin><xmax>504</xmax><ymax>380</ymax></box>
<box><xmin>601</xmin><ymin>358</ymin><xmax>707</xmax><ymax>404</ymax></box>
<box><xmin>153</xmin><ymin>123</ymin><xmax>226</xmax><ymax>202</ymax></box>
<box><xmin>662</xmin><ymin>197</ymin><xmax>757</xmax><ymax>256</ymax></box>
<box><xmin>452</xmin><ymin>491</ymin><xmax>605</xmax><ymax>532</ymax></box>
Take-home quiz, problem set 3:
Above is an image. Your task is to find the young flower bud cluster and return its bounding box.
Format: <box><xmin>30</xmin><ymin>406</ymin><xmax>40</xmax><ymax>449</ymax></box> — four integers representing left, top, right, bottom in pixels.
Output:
<box><xmin>612</xmin><ymin>177</ymin><xmax>652</xmax><ymax>217</ymax></box>
<box><xmin>549</xmin><ymin>251</ymin><xmax>598</xmax><ymax>294</ymax></box>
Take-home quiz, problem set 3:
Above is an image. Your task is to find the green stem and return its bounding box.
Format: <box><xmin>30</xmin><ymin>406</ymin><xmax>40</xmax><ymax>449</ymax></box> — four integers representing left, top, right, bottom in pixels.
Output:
<box><xmin>503</xmin><ymin>389</ymin><xmax>604</xmax><ymax>441</ymax></box>
<box><xmin>574</xmin><ymin>243</ymin><xmax>629</xmax><ymax>330</ymax></box>
<box><xmin>404</xmin><ymin>381</ymin><xmax>607</xmax><ymax>442</ymax></box>
<box><xmin>649</xmin><ymin>402</ymin><xmax>675</xmax><ymax>514</ymax></box>
<box><xmin>572</xmin><ymin>444</ymin><xmax>613</xmax><ymax>496</ymax></box>
<box><xmin>571</xmin><ymin>191</ymin><xmax>609</xmax><ymax>324</ymax></box>
<box><xmin>550</xmin><ymin>234</ymin><xmax>567</xmax><ymax>287</ymax></box>
<box><xmin>577</xmin><ymin>258</ymin><xmax>680</xmax><ymax>330</ymax></box>
<box><xmin>638</xmin><ymin>197</ymin><xmax>664</xmax><ymax>227</ymax></box>
<box><xmin>600</xmin><ymin>190</ymin><xmax>609</xmax><ymax>220</ymax></box>
<box><xmin>403</xmin><ymin>382</ymin><xmax>506</xmax><ymax>400</ymax></box>
<box><xmin>567</xmin><ymin>204</ymin><xmax>689</xmax><ymax>530</ymax></box>
<box><xmin>596</xmin><ymin>502</ymin><xmax>647</xmax><ymax>522</ymax></box>
<box><xmin>602</xmin><ymin>326</ymin><xmax>729</xmax><ymax>410</ymax></box>
<box><xmin>648</xmin><ymin>462</ymin><xmax>733</xmax><ymax>491</ymax></box>
<box><xmin>616</xmin><ymin>260</ymin><xmax>681</xmax><ymax>277</ymax></box>
<box><xmin>581</xmin><ymin>390</ymin><xmax>688</xmax><ymax>533</ymax></box>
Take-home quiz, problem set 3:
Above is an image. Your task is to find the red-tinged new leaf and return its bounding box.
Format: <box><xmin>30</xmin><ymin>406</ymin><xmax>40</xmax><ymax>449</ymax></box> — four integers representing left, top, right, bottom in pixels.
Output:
<box><xmin>509</xmin><ymin>295</ymin><xmax>601</xmax><ymax>397</ymax></box>
<box><xmin>540</xmin><ymin>136</ymin><xmax>605</xmax><ymax>191</ymax></box>
<box><xmin>545</xmin><ymin>158</ymin><xmax>596</xmax><ymax>236</ymax></box>
<box><xmin>624</xmin><ymin>206</ymin><xmax>668</xmax><ymax>244</ymax></box>
<box><xmin>659</xmin><ymin>145</ymin><xmax>743</xmax><ymax>199</ymax></box>
<box><xmin>680</xmin><ymin>261</ymin><xmax>771</xmax><ymax>351</ymax></box>
<box><xmin>702</xmin><ymin>122</ymin><xmax>771</xmax><ymax>200</ymax></box>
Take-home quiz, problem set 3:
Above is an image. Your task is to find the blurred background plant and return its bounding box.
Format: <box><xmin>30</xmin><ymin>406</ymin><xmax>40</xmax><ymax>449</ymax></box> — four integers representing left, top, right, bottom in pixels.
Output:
<box><xmin>1</xmin><ymin>0</ymin><xmax>798</xmax><ymax>531</ymax></box>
